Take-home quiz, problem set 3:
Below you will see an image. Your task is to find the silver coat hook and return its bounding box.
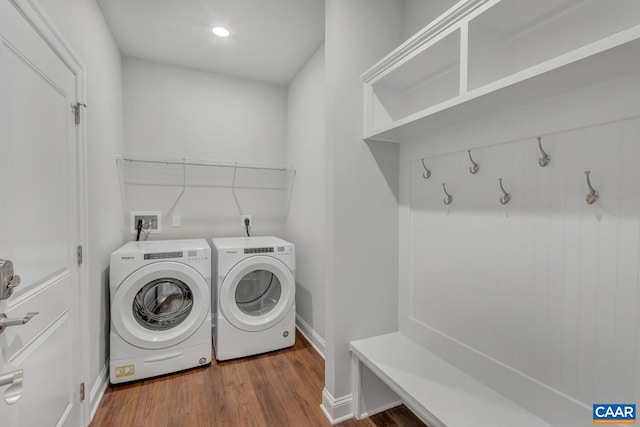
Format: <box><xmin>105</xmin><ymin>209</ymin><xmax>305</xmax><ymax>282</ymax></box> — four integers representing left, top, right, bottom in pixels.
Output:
<box><xmin>421</xmin><ymin>159</ymin><xmax>431</xmax><ymax>179</ymax></box>
<box><xmin>467</xmin><ymin>150</ymin><xmax>479</xmax><ymax>174</ymax></box>
<box><xmin>537</xmin><ymin>137</ymin><xmax>551</xmax><ymax>167</ymax></box>
<box><xmin>442</xmin><ymin>183</ymin><xmax>452</xmax><ymax>205</ymax></box>
<box><xmin>585</xmin><ymin>171</ymin><xmax>599</xmax><ymax>204</ymax></box>
<box><xmin>498</xmin><ymin>178</ymin><xmax>511</xmax><ymax>205</ymax></box>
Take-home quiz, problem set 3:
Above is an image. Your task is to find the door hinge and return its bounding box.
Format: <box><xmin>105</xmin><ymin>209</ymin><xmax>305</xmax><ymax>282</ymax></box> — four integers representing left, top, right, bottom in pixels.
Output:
<box><xmin>80</xmin><ymin>382</ymin><xmax>85</xmax><ymax>401</ymax></box>
<box><xmin>71</xmin><ymin>102</ymin><xmax>86</xmax><ymax>126</ymax></box>
<box><xmin>77</xmin><ymin>245</ymin><xmax>83</xmax><ymax>265</ymax></box>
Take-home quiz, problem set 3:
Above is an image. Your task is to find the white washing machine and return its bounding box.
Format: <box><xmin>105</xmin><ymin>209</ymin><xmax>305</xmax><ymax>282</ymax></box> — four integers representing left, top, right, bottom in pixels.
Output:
<box><xmin>211</xmin><ymin>236</ymin><xmax>295</xmax><ymax>361</ymax></box>
<box><xmin>109</xmin><ymin>239</ymin><xmax>211</xmax><ymax>383</ymax></box>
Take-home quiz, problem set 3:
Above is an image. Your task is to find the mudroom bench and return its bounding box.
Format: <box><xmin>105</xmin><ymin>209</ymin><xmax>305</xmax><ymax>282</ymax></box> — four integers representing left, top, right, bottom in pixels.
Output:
<box><xmin>349</xmin><ymin>332</ymin><xmax>552</xmax><ymax>427</ymax></box>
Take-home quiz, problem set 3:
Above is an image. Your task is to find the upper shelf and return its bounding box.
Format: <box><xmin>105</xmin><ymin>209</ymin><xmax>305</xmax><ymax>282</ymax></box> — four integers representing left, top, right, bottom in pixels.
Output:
<box><xmin>116</xmin><ymin>154</ymin><xmax>295</xmax><ymax>190</ymax></box>
<box><xmin>363</xmin><ymin>0</ymin><xmax>640</xmax><ymax>143</ymax></box>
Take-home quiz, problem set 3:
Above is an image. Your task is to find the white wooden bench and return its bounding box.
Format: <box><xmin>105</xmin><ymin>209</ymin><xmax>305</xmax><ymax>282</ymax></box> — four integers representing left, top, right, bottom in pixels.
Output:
<box><xmin>350</xmin><ymin>332</ymin><xmax>553</xmax><ymax>427</ymax></box>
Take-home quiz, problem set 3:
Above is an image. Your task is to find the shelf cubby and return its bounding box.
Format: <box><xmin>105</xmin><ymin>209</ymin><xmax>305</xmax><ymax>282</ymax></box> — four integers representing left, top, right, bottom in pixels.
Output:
<box><xmin>368</xmin><ymin>29</ymin><xmax>461</xmax><ymax>133</ymax></box>
<box><xmin>363</xmin><ymin>0</ymin><xmax>640</xmax><ymax>143</ymax></box>
<box><xmin>468</xmin><ymin>0</ymin><xmax>640</xmax><ymax>90</ymax></box>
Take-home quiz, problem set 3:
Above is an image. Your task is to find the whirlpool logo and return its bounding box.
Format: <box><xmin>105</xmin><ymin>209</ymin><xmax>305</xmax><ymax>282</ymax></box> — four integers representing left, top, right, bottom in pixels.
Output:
<box><xmin>593</xmin><ymin>404</ymin><xmax>636</xmax><ymax>423</ymax></box>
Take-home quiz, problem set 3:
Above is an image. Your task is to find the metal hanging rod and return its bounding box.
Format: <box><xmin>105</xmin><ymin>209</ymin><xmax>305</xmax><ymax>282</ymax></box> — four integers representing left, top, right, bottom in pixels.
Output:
<box><xmin>119</xmin><ymin>155</ymin><xmax>290</xmax><ymax>172</ymax></box>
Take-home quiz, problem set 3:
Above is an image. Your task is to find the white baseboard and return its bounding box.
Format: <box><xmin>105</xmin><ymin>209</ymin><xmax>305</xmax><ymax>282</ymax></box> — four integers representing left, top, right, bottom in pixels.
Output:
<box><xmin>88</xmin><ymin>361</ymin><xmax>109</xmax><ymax>424</ymax></box>
<box><xmin>358</xmin><ymin>400</ymin><xmax>403</xmax><ymax>419</ymax></box>
<box><xmin>295</xmin><ymin>313</ymin><xmax>325</xmax><ymax>359</ymax></box>
<box><xmin>320</xmin><ymin>388</ymin><xmax>353</xmax><ymax>425</ymax></box>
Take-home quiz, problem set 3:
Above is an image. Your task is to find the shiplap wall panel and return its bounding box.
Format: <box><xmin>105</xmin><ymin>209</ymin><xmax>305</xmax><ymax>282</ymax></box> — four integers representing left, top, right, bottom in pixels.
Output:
<box><xmin>409</xmin><ymin>117</ymin><xmax>640</xmax><ymax>412</ymax></box>
<box><xmin>545</xmin><ymin>135</ymin><xmax>566</xmax><ymax>394</ymax></box>
<box><xmin>617</xmin><ymin>120</ymin><xmax>640</xmax><ymax>403</ymax></box>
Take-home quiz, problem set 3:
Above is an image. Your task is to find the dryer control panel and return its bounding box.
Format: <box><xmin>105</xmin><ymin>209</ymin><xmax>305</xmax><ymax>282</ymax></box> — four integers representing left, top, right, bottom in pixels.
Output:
<box><xmin>243</xmin><ymin>245</ymin><xmax>293</xmax><ymax>254</ymax></box>
<box><xmin>244</xmin><ymin>247</ymin><xmax>273</xmax><ymax>254</ymax></box>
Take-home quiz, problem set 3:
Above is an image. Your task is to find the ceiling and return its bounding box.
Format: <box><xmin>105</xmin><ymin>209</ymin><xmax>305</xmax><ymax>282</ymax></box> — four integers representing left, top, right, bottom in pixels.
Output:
<box><xmin>96</xmin><ymin>0</ymin><xmax>325</xmax><ymax>85</ymax></box>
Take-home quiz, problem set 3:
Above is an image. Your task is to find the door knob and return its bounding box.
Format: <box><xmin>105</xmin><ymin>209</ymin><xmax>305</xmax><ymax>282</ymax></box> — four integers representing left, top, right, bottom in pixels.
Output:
<box><xmin>0</xmin><ymin>260</ymin><xmax>21</xmax><ymax>300</ymax></box>
<box><xmin>0</xmin><ymin>369</ymin><xmax>23</xmax><ymax>404</ymax></box>
<box><xmin>0</xmin><ymin>312</ymin><xmax>38</xmax><ymax>333</ymax></box>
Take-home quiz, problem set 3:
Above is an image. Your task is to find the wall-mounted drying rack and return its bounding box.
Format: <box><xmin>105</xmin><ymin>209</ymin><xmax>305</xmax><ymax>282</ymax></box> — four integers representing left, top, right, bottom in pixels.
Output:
<box><xmin>117</xmin><ymin>154</ymin><xmax>294</xmax><ymax>189</ymax></box>
<box><xmin>116</xmin><ymin>154</ymin><xmax>296</xmax><ymax>216</ymax></box>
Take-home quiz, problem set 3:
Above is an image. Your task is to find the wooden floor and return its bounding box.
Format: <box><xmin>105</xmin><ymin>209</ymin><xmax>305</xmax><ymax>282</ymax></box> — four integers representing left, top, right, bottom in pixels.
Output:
<box><xmin>91</xmin><ymin>330</ymin><xmax>426</xmax><ymax>427</ymax></box>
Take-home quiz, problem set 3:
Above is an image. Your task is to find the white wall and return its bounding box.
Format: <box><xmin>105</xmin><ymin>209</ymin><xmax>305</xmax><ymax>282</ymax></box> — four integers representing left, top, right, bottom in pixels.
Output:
<box><xmin>35</xmin><ymin>0</ymin><xmax>125</xmax><ymax>418</ymax></box>
<box><xmin>399</xmin><ymin>72</ymin><xmax>640</xmax><ymax>426</ymax></box>
<box><xmin>122</xmin><ymin>57</ymin><xmax>289</xmax><ymax>239</ymax></box>
<box><xmin>285</xmin><ymin>46</ymin><xmax>326</xmax><ymax>349</ymax></box>
<box><xmin>323</xmin><ymin>0</ymin><xmax>403</xmax><ymax>417</ymax></box>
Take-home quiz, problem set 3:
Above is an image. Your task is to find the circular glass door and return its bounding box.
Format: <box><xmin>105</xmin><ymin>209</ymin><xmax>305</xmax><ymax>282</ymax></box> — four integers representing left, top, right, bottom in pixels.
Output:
<box><xmin>220</xmin><ymin>256</ymin><xmax>294</xmax><ymax>332</ymax></box>
<box><xmin>133</xmin><ymin>278</ymin><xmax>193</xmax><ymax>331</ymax></box>
<box><xmin>235</xmin><ymin>270</ymin><xmax>281</xmax><ymax>316</ymax></box>
<box><xmin>112</xmin><ymin>261</ymin><xmax>210</xmax><ymax>349</ymax></box>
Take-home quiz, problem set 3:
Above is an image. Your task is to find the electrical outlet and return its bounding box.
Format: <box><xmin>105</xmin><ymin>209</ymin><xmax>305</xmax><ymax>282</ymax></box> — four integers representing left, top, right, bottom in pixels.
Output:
<box><xmin>130</xmin><ymin>211</ymin><xmax>161</xmax><ymax>234</ymax></box>
<box><xmin>172</xmin><ymin>215</ymin><xmax>181</xmax><ymax>227</ymax></box>
<box><xmin>241</xmin><ymin>214</ymin><xmax>252</xmax><ymax>228</ymax></box>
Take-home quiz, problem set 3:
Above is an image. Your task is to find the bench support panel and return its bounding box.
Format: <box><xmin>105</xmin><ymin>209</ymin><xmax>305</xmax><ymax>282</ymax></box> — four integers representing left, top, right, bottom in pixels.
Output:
<box><xmin>351</xmin><ymin>353</ymin><xmax>403</xmax><ymax>420</ymax></box>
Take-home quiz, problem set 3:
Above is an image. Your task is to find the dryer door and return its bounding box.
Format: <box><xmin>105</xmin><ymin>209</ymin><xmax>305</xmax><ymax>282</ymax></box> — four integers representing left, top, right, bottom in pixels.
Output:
<box><xmin>112</xmin><ymin>261</ymin><xmax>210</xmax><ymax>349</ymax></box>
<box><xmin>220</xmin><ymin>256</ymin><xmax>294</xmax><ymax>332</ymax></box>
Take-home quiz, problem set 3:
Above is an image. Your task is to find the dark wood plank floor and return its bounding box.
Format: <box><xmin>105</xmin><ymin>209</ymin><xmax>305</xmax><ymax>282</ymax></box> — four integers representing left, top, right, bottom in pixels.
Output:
<box><xmin>90</xmin><ymin>330</ymin><xmax>426</xmax><ymax>427</ymax></box>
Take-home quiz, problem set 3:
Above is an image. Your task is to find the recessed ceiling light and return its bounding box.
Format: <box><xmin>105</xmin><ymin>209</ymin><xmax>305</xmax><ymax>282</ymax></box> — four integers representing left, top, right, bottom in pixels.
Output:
<box><xmin>212</xmin><ymin>26</ymin><xmax>230</xmax><ymax>37</ymax></box>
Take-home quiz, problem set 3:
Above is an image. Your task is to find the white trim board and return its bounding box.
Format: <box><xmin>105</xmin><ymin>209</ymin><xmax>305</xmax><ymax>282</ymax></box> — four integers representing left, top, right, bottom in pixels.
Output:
<box><xmin>89</xmin><ymin>361</ymin><xmax>109</xmax><ymax>423</ymax></box>
<box><xmin>320</xmin><ymin>388</ymin><xmax>353</xmax><ymax>425</ymax></box>
<box><xmin>295</xmin><ymin>314</ymin><xmax>325</xmax><ymax>359</ymax></box>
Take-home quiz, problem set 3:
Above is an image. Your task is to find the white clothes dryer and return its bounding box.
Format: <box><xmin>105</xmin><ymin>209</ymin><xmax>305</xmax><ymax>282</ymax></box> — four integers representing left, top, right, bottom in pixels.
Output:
<box><xmin>211</xmin><ymin>236</ymin><xmax>295</xmax><ymax>361</ymax></box>
<box><xmin>109</xmin><ymin>239</ymin><xmax>211</xmax><ymax>383</ymax></box>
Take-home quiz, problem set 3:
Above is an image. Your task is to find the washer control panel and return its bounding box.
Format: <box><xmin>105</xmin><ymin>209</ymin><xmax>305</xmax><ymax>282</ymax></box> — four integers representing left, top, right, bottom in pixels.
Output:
<box><xmin>143</xmin><ymin>250</ymin><xmax>208</xmax><ymax>262</ymax></box>
<box><xmin>144</xmin><ymin>251</ymin><xmax>183</xmax><ymax>260</ymax></box>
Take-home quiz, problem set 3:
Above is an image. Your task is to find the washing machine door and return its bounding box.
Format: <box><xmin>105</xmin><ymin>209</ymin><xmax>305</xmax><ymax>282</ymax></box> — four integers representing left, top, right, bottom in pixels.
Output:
<box><xmin>220</xmin><ymin>255</ymin><xmax>294</xmax><ymax>332</ymax></box>
<box><xmin>111</xmin><ymin>261</ymin><xmax>210</xmax><ymax>349</ymax></box>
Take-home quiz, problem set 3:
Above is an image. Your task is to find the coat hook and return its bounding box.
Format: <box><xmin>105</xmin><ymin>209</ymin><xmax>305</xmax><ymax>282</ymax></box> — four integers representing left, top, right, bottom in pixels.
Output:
<box><xmin>442</xmin><ymin>183</ymin><xmax>453</xmax><ymax>205</ymax></box>
<box><xmin>537</xmin><ymin>137</ymin><xmax>551</xmax><ymax>167</ymax></box>
<box><xmin>584</xmin><ymin>171</ymin><xmax>599</xmax><ymax>204</ymax></box>
<box><xmin>421</xmin><ymin>159</ymin><xmax>431</xmax><ymax>179</ymax></box>
<box><xmin>467</xmin><ymin>150</ymin><xmax>479</xmax><ymax>174</ymax></box>
<box><xmin>498</xmin><ymin>178</ymin><xmax>511</xmax><ymax>205</ymax></box>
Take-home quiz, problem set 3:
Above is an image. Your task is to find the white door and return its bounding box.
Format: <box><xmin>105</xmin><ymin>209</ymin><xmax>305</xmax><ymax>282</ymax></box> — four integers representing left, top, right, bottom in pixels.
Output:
<box><xmin>0</xmin><ymin>0</ymin><xmax>84</xmax><ymax>426</ymax></box>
